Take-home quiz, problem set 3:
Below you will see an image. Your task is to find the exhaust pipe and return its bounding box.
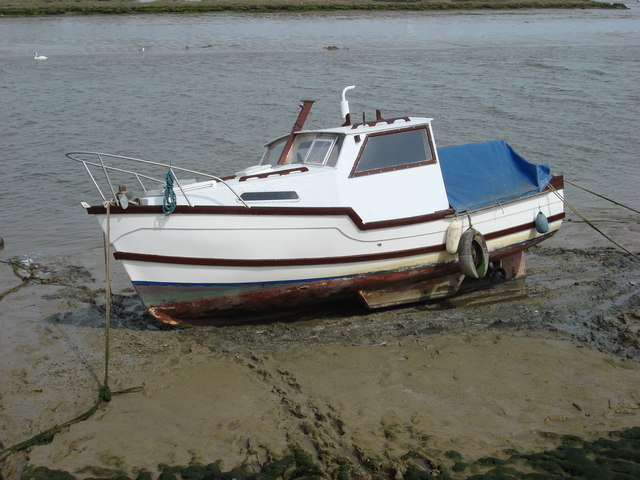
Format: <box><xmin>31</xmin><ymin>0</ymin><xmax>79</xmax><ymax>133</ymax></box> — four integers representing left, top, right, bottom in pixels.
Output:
<box><xmin>341</xmin><ymin>85</ymin><xmax>356</xmax><ymax>120</ymax></box>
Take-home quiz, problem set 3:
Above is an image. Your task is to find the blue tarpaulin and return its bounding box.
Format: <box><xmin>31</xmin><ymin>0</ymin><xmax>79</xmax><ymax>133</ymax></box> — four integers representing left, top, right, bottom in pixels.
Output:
<box><xmin>437</xmin><ymin>140</ymin><xmax>552</xmax><ymax>213</ymax></box>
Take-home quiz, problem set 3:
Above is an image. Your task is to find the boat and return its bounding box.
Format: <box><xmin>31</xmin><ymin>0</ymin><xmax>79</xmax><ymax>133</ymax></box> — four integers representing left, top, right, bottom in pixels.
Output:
<box><xmin>68</xmin><ymin>86</ymin><xmax>565</xmax><ymax>326</ymax></box>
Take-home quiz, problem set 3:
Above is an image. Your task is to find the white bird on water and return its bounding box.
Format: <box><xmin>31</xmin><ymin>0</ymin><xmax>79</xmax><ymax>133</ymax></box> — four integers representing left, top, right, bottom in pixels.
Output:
<box><xmin>33</xmin><ymin>51</ymin><xmax>47</xmax><ymax>60</ymax></box>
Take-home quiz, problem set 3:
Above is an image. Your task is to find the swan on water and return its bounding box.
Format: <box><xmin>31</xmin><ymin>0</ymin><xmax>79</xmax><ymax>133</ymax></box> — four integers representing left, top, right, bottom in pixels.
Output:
<box><xmin>33</xmin><ymin>51</ymin><xmax>47</xmax><ymax>60</ymax></box>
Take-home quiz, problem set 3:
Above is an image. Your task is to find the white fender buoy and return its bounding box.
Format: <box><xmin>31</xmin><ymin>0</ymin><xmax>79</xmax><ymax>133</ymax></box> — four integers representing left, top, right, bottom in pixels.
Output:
<box><xmin>535</xmin><ymin>211</ymin><xmax>549</xmax><ymax>233</ymax></box>
<box><xmin>445</xmin><ymin>217</ymin><xmax>462</xmax><ymax>255</ymax></box>
<box><xmin>458</xmin><ymin>228</ymin><xmax>489</xmax><ymax>279</ymax></box>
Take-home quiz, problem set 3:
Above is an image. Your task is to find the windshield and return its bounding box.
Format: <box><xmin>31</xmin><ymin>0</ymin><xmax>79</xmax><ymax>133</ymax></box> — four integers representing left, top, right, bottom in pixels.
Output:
<box><xmin>260</xmin><ymin>133</ymin><xmax>342</xmax><ymax>167</ymax></box>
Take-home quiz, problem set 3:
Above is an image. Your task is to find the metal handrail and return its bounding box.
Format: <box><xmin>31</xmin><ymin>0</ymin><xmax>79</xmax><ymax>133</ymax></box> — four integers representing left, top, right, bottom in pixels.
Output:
<box><xmin>66</xmin><ymin>151</ymin><xmax>249</xmax><ymax>208</ymax></box>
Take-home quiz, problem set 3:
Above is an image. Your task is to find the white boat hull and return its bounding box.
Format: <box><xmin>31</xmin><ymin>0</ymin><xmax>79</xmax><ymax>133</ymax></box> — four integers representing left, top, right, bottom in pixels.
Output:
<box><xmin>90</xmin><ymin>184</ymin><xmax>564</xmax><ymax>325</ymax></box>
<box><xmin>72</xmin><ymin>93</ymin><xmax>566</xmax><ymax>325</ymax></box>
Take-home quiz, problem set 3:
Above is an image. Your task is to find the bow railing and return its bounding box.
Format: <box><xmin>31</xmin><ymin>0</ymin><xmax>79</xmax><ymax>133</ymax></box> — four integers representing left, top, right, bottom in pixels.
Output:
<box><xmin>66</xmin><ymin>151</ymin><xmax>249</xmax><ymax>208</ymax></box>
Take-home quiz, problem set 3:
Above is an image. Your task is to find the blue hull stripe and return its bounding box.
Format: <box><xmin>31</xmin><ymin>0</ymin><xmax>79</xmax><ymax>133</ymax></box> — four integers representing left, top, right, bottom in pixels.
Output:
<box><xmin>132</xmin><ymin>272</ymin><xmax>364</xmax><ymax>288</ymax></box>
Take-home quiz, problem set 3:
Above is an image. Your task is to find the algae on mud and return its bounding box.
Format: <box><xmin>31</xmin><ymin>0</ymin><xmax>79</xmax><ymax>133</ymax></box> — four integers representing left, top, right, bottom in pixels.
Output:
<box><xmin>17</xmin><ymin>427</ymin><xmax>640</xmax><ymax>479</ymax></box>
<box><xmin>0</xmin><ymin>0</ymin><xmax>627</xmax><ymax>16</ymax></box>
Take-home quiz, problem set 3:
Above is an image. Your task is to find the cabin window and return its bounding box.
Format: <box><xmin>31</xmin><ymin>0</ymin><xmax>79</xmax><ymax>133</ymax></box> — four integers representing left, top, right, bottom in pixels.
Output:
<box><xmin>240</xmin><ymin>191</ymin><xmax>299</xmax><ymax>201</ymax></box>
<box><xmin>351</xmin><ymin>127</ymin><xmax>436</xmax><ymax>177</ymax></box>
<box><xmin>260</xmin><ymin>138</ymin><xmax>287</xmax><ymax>166</ymax></box>
<box><xmin>299</xmin><ymin>136</ymin><xmax>334</xmax><ymax>164</ymax></box>
<box><xmin>260</xmin><ymin>137</ymin><xmax>287</xmax><ymax>166</ymax></box>
<box><xmin>325</xmin><ymin>135</ymin><xmax>342</xmax><ymax>167</ymax></box>
<box><xmin>260</xmin><ymin>133</ymin><xmax>342</xmax><ymax>167</ymax></box>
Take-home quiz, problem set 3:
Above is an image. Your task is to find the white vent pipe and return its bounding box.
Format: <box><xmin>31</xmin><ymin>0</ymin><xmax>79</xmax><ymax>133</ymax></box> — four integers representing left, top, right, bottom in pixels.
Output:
<box><xmin>340</xmin><ymin>85</ymin><xmax>356</xmax><ymax>119</ymax></box>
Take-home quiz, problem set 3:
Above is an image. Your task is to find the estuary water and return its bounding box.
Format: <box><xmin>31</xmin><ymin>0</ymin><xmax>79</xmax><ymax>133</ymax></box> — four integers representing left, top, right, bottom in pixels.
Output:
<box><xmin>1</xmin><ymin>5</ymin><xmax>639</xmax><ymax>258</ymax></box>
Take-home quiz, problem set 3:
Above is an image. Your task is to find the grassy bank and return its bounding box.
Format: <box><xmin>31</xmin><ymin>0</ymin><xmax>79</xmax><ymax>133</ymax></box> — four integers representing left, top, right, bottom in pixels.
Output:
<box><xmin>0</xmin><ymin>0</ymin><xmax>627</xmax><ymax>16</ymax></box>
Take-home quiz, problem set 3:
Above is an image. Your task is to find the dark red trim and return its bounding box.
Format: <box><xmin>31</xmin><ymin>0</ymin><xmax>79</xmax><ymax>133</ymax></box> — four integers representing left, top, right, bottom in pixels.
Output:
<box><xmin>239</xmin><ymin>166</ymin><xmax>308</xmax><ymax>182</ymax></box>
<box><xmin>88</xmin><ymin>177</ymin><xmax>563</xmax><ymax>235</ymax></box>
<box><xmin>489</xmin><ymin>230</ymin><xmax>558</xmax><ymax>263</ymax></box>
<box><xmin>114</xmin><ymin>243</ymin><xmax>444</xmax><ymax>267</ymax></box>
<box><xmin>484</xmin><ymin>212</ymin><xmax>565</xmax><ymax>241</ymax></box>
<box><xmin>87</xmin><ymin>204</ymin><xmax>455</xmax><ymax>231</ymax></box>
<box><xmin>350</xmin><ymin>116</ymin><xmax>411</xmax><ymax>129</ymax></box>
<box><xmin>547</xmin><ymin>175</ymin><xmax>564</xmax><ymax>190</ymax></box>
<box><xmin>112</xmin><ymin>212</ymin><xmax>565</xmax><ymax>268</ymax></box>
<box><xmin>278</xmin><ymin>100</ymin><xmax>315</xmax><ymax>165</ymax></box>
<box><xmin>351</xmin><ymin>159</ymin><xmax>436</xmax><ymax>178</ymax></box>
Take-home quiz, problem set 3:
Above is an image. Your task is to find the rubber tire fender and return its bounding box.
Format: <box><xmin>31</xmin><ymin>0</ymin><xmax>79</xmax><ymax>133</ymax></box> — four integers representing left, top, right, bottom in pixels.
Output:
<box><xmin>458</xmin><ymin>228</ymin><xmax>489</xmax><ymax>279</ymax></box>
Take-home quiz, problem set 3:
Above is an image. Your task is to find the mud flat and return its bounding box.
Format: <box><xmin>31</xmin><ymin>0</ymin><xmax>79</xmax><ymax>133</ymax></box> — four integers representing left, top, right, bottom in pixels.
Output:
<box><xmin>0</xmin><ymin>216</ymin><xmax>639</xmax><ymax>479</ymax></box>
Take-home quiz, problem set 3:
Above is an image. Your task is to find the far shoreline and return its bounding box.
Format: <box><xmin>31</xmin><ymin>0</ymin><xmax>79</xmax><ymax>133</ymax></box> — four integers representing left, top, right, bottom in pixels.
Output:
<box><xmin>0</xmin><ymin>0</ymin><xmax>628</xmax><ymax>16</ymax></box>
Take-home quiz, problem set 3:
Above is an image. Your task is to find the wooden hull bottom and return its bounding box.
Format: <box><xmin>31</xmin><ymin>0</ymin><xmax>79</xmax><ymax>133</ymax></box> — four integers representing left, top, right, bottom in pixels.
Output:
<box><xmin>134</xmin><ymin>235</ymin><xmax>547</xmax><ymax>327</ymax></box>
<box><xmin>136</xmin><ymin>261</ymin><xmax>456</xmax><ymax>326</ymax></box>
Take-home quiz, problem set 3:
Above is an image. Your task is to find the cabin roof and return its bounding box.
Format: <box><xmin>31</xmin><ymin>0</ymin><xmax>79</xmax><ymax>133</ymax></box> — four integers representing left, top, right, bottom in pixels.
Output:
<box><xmin>298</xmin><ymin>116</ymin><xmax>433</xmax><ymax>136</ymax></box>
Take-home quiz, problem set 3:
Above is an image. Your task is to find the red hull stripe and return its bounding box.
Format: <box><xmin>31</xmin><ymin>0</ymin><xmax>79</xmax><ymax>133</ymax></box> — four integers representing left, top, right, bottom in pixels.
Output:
<box><xmin>113</xmin><ymin>213</ymin><xmax>565</xmax><ymax>267</ymax></box>
<box><xmin>90</xmin><ymin>204</ymin><xmax>455</xmax><ymax>231</ymax></box>
<box><xmin>88</xmin><ymin>175</ymin><xmax>564</xmax><ymax>232</ymax></box>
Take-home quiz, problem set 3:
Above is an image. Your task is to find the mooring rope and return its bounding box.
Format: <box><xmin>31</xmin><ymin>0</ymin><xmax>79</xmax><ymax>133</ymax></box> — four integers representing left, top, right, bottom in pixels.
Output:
<box><xmin>0</xmin><ymin>201</ymin><xmax>142</xmax><ymax>462</ymax></box>
<box><xmin>0</xmin><ymin>259</ymin><xmax>36</xmax><ymax>301</ymax></box>
<box><xmin>549</xmin><ymin>183</ymin><xmax>639</xmax><ymax>262</ymax></box>
<box><xmin>566</xmin><ymin>179</ymin><xmax>640</xmax><ymax>216</ymax></box>
<box><xmin>102</xmin><ymin>202</ymin><xmax>113</xmax><ymax>402</ymax></box>
<box><xmin>162</xmin><ymin>167</ymin><xmax>177</xmax><ymax>215</ymax></box>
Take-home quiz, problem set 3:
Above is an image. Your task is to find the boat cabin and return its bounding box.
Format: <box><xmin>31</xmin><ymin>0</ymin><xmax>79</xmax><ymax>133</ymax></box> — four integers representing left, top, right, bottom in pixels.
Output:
<box><xmin>136</xmin><ymin>87</ymin><xmax>551</xmax><ymax>226</ymax></box>
<box><xmin>229</xmin><ymin>114</ymin><xmax>451</xmax><ymax>223</ymax></box>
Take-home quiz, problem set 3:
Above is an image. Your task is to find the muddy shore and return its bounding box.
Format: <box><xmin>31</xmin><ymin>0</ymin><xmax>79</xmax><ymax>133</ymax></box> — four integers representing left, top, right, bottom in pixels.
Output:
<box><xmin>0</xmin><ymin>215</ymin><xmax>639</xmax><ymax>479</ymax></box>
<box><xmin>0</xmin><ymin>0</ymin><xmax>626</xmax><ymax>17</ymax></box>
